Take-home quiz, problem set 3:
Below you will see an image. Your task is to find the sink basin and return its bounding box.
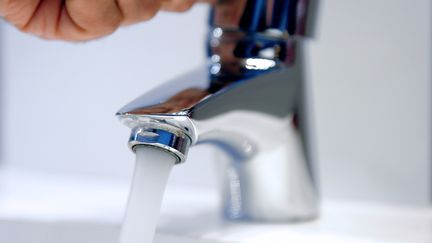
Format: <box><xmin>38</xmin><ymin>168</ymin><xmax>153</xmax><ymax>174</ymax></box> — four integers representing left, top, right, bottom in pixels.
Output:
<box><xmin>0</xmin><ymin>169</ymin><xmax>431</xmax><ymax>243</ymax></box>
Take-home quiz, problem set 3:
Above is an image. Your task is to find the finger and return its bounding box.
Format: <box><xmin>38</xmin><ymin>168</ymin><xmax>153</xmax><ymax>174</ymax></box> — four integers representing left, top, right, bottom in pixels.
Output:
<box><xmin>61</xmin><ymin>0</ymin><xmax>124</xmax><ymax>39</ymax></box>
<box><xmin>22</xmin><ymin>0</ymin><xmax>63</xmax><ymax>38</ymax></box>
<box><xmin>161</xmin><ymin>0</ymin><xmax>196</xmax><ymax>12</ymax></box>
<box><xmin>0</xmin><ymin>0</ymin><xmax>38</xmax><ymax>28</ymax></box>
<box><xmin>0</xmin><ymin>0</ymin><xmax>91</xmax><ymax>40</ymax></box>
<box><xmin>117</xmin><ymin>0</ymin><xmax>161</xmax><ymax>25</ymax></box>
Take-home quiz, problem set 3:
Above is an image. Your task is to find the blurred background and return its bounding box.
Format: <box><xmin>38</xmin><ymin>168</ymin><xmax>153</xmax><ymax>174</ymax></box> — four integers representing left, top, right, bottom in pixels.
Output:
<box><xmin>0</xmin><ymin>0</ymin><xmax>431</xmax><ymax>207</ymax></box>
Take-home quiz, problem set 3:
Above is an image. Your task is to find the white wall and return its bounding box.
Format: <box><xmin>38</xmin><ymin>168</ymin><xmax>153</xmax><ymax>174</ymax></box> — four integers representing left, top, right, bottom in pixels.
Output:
<box><xmin>0</xmin><ymin>1</ymin><xmax>430</xmax><ymax>205</ymax></box>
<box><xmin>307</xmin><ymin>0</ymin><xmax>431</xmax><ymax>205</ymax></box>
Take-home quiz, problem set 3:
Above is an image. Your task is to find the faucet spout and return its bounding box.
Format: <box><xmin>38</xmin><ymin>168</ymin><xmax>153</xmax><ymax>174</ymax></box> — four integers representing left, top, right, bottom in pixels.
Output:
<box><xmin>116</xmin><ymin>57</ymin><xmax>299</xmax><ymax>161</ymax></box>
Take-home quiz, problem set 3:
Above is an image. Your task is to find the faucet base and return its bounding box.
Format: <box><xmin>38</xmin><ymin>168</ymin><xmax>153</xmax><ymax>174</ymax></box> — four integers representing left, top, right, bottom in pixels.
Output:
<box><xmin>209</xmin><ymin>112</ymin><xmax>319</xmax><ymax>222</ymax></box>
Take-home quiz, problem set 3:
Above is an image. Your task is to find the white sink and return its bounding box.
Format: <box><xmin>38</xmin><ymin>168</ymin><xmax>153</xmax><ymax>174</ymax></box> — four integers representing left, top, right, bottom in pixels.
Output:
<box><xmin>0</xmin><ymin>169</ymin><xmax>431</xmax><ymax>243</ymax></box>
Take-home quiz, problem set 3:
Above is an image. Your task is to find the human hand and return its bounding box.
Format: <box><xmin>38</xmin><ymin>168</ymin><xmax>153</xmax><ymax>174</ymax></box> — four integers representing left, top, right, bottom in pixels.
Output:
<box><xmin>0</xmin><ymin>0</ymin><xmax>207</xmax><ymax>41</ymax></box>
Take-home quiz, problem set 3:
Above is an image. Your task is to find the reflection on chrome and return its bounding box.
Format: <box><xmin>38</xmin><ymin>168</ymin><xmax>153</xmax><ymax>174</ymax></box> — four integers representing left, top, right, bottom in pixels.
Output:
<box><xmin>244</xmin><ymin>58</ymin><xmax>276</xmax><ymax>70</ymax></box>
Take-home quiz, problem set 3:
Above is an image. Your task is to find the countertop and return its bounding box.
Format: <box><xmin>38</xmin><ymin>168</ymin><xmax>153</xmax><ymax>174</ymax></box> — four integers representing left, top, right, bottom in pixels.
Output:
<box><xmin>0</xmin><ymin>169</ymin><xmax>431</xmax><ymax>243</ymax></box>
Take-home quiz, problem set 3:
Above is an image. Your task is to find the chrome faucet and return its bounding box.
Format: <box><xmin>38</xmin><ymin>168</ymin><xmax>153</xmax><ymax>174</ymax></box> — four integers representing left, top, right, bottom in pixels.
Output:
<box><xmin>117</xmin><ymin>0</ymin><xmax>318</xmax><ymax>222</ymax></box>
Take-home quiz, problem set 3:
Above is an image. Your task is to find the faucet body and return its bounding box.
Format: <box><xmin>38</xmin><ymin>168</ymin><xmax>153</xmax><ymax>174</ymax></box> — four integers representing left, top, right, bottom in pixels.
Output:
<box><xmin>117</xmin><ymin>0</ymin><xmax>318</xmax><ymax>222</ymax></box>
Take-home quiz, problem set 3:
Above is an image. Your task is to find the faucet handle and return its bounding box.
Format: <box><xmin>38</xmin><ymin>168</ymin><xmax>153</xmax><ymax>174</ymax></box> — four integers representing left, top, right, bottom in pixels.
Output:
<box><xmin>210</xmin><ymin>0</ymin><xmax>311</xmax><ymax>37</ymax></box>
<box><xmin>269</xmin><ymin>0</ymin><xmax>298</xmax><ymax>34</ymax></box>
<box><xmin>207</xmin><ymin>0</ymin><xmax>314</xmax><ymax>81</ymax></box>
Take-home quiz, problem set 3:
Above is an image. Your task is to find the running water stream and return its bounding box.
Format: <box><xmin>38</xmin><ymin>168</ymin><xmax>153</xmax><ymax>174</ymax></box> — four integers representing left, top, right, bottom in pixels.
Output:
<box><xmin>119</xmin><ymin>146</ymin><xmax>176</xmax><ymax>243</ymax></box>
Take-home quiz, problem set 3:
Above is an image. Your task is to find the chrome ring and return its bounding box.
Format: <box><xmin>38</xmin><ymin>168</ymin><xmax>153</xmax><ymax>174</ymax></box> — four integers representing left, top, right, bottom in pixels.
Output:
<box><xmin>128</xmin><ymin>126</ymin><xmax>191</xmax><ymax>164</ymax></box>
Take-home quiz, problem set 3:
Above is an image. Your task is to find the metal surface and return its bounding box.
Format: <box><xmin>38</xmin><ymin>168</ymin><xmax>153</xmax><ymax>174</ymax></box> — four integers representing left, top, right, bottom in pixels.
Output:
<box><xmin>128</xmin><ymin>126</ymin><xmax>191</xmax><ymax>164</ymax></box>
<box><xmin>117</xmin><ymin>0</ymin><xmax>318</xmax><ymax>222</ymax></box>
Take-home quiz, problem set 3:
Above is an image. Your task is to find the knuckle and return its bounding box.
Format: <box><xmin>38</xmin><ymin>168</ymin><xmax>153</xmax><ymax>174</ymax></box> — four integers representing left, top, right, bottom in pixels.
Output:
<box><xmin>78</xmin><ymin>13</ymin><xmax>121</xmax><ymax>34</ymax></box>
<box><xmin>118</xmin><ymin>0</ymin><xmax>161</xmax><ymax>23</ymax></box>
<box><xmin>173</xmin><ymin>5</ymin><xmax>192</xmax><ymax>12</ymax></box>
<box><xmin>162</xmin><ymin>0</ymin><xmax>194</xmax><ymax>12</ymax></box>
<box><xmin>177</xmin><ymin>1</ymin><xmax>195</xmax><ymax>12</ymax></box>
<box><xmin>139</xmin><ymin>4</ymin><xmax>160</xmax><ymax>21</ymax></box>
